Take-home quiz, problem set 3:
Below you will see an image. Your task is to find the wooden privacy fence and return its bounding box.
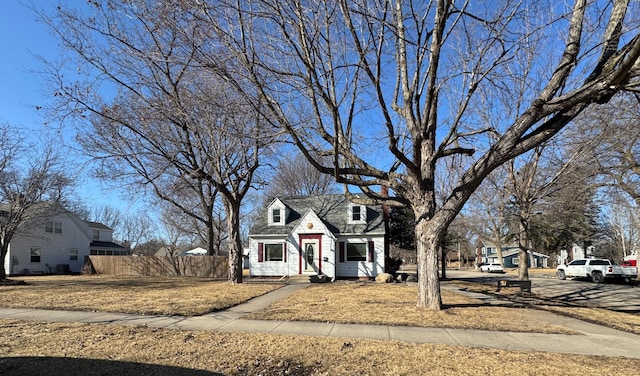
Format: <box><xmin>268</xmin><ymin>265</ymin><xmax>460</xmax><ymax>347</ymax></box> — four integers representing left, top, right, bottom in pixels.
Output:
<box><xmin>84</xmin><ymin>256</ymin><xmax>228</xmax><ymax>278</ymax></box>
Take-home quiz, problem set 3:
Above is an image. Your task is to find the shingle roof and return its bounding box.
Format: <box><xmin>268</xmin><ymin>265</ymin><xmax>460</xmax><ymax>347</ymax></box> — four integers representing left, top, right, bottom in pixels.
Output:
<box><xmin>249</xmin><ymin>194</ymin><xmax>386</xmax><ymax>236</ymax></box>
<box><xmin>90</xmin><ymin>241</ymin><xmax>127</xmax><ymax>249</ymax></box>
<box><xmin>86</xmin><ymin>221</ymin><xmax>113</xmax><ymax>231</ymax></box>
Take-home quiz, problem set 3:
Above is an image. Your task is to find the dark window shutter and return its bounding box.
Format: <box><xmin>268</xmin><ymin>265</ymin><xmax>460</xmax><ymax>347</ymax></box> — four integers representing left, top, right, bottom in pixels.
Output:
<box><xmin>258</xmin><ymin>243</ymin><xmax>264</xmax><ymax>263</ymax></box>
<box><xmin>339</xmin><ymin>242</ymin><xmax>345</xmax><ymax>262</ymax></box>
<box><xmin>368</xmin><ymin>241</ymin><xmax>374</xmax><ymax>262</ymax></box>
<box><xmin>283</xmin><ymin>243</ymin><xmax>287</xmax><ymax>263</ymax></box>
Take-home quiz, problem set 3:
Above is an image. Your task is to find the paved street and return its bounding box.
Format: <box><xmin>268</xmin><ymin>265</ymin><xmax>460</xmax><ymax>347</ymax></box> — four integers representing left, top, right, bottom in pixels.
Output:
<box><xmin>447</xmin><ymin>269</ymin><xmax>640</xmax><ymax>313</ymax></box>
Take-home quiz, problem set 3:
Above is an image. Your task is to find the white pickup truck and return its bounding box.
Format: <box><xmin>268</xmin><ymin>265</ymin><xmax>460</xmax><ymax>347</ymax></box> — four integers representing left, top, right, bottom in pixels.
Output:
<box><xmin>556</xmin><ymin>258</ymin><xmax>638</xmax><ymax>283</ymax></box>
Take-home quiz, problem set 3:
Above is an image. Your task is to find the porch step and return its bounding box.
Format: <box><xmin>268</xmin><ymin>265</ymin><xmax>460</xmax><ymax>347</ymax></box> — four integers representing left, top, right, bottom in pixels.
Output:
<box><xmin>287</xmin><ymin>274</ymin><xmax>329</xmax><ymax>284</ymax></box>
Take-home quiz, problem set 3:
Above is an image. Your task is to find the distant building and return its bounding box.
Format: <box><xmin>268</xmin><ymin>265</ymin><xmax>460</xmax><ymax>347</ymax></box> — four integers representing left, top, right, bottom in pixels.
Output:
<box><xmin>476</xmin><ymin>240</ymin><xmax>549</xmax><ymax>268</ymax></box>
<box><xmin>3</xmin><ymin>209</ymin><xmax>125</xmax><ymax>276</ymax></box>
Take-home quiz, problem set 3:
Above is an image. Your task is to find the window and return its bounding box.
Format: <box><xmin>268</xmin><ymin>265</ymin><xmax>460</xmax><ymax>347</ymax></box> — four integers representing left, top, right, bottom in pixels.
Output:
<box><xmin>93</xmin><ymin>230</ymin><xmax>100</xmax><ymax>240</ymax></box>
<box><xmin>69</xmin><ymin>249</ymin><xmax>78</xmax><ymax>261</ymax></box>
<box><xmin>512</xmin><ymin>257</ymin><xmax>518</xmax><ymax>266</ymax></box>
<box><xmin>347</xmin><ymin>243</ymin><xmax>367</xmax><ymax>261</ymax></box>
<box><xmin>352</xmin><ymin>206</ymin><xmax>361</xmax><ymax>221</ymax></box>
<box><xmin>30</xmin><ymin>248</ymin><xmax>41</xmax><ymax>263</ymax></box>
<box><xmin>272</xmin><ymin>208</ymin><xmax>282</xmax><ymax>224</ymax></box>
<box><xmin>45</xmin><ymin>221</ymin><xmax>62</xmax><ymax>234</ymax></box>
<box><xmin>265</xmin><ymin>244</ymin><xmax>283</xmax><ymax>261</ymax></box>
<box><xmin>568</xmin><ymin>259</ymin><xmax>586</xmax><ymax>266</ymax></box>
<box><xmin>349</xmin><ymin>204</ymin><xmax>366</xmax><ymax>223</ymax></box>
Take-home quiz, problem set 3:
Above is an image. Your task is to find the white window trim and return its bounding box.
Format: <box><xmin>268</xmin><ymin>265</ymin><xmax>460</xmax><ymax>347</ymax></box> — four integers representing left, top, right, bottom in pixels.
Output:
<box><xmin>269</xmin><ymin>207</ymin><xmax>284</xmax><ymax>225</ymax></box>
<box><xmin>45</xmin><ymin>221</ymin><xmax>62</xmax><ymax>234</ymax></box>
<box><xmin>348</xmin><ymin>204</ymin><xmax>366</xmax><ymax>224</ymax></box>
<box><xmin>30</xmin><ymin>248</ymin><xmax>41</xmax><ymax>263</ymax></box>
<box><xmin>346</xmin><ymin>242</ymin><xmax>367</xmax><ymax>262</ymax></box>
<box><xmin>268</xmin><ymin>202</ymin><xmax>286</xmax><ymax>226</ymax></box>
<box><xmin>264</xmin><ymin>243</ymin><xmax>285</xmax><ymax>262</ymax></box>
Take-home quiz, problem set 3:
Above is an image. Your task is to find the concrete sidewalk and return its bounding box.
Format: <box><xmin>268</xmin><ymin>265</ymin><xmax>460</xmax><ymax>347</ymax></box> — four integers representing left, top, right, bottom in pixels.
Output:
<box><xmin>1</xmin><ymin>283</ymin><xmax>639</xmax><ymax>359</ymax></box>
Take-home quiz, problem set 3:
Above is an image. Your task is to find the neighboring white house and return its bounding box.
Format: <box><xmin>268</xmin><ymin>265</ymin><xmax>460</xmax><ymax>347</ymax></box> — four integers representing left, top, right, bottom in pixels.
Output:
<box><xmin>3</xmin><ymin>210</ymin><xmax>126</xmax><ymax>276</ymax></box>
<box><xmin>248</xmin><ymin>194</ymin><xmax>387</xmax><ymax>280</ymax></box>
<box><xmin>557</xmin><ymin>243</ymin><xmax>595</xmax><ymax>265</ymax></box>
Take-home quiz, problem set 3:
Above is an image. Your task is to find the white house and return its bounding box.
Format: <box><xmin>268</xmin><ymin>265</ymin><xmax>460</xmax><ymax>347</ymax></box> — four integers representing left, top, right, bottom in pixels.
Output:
<box><xmin>248</xmin><ymin>194</ymin><xmax>387</xmax><ymax>280</ymax></box>
<box><xmin>3</xmin><ymin>210</ymin><xmax>126</xmax><ymax>276</ymax></box>
<box><xmin>557</xmin><ymin>243</ymin><xmax>595</xmax><ymax>265</ymax></box>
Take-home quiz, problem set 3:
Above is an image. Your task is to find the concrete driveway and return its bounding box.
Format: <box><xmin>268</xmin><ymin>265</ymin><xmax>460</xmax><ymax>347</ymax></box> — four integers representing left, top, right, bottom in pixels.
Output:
<box><xmin>447</xmin><ymin>269</ymin><xmax>640</xmax><ymax>313</ymax></box>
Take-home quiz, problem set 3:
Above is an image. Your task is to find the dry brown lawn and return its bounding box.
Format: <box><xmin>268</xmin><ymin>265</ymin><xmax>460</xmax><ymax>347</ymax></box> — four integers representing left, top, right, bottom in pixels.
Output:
<box><xmin>2</xmin><ymin>275</ymin><xmax>640</xmax><ymax>374</ymax></box>
<box><xmin>0</xmin><ymin>275</ymin><xmax>281</xmax><ymax>316</ymax></box>
<box><xmin>2</xmin><ymin>319</ymin><xmax>639</xmax><ymax>376</ymax></box>
<box><xmin>454</xmin><ymin>280</ymin><xmax>640</xmax><ymax>335</ymax></box>
<box><xmin>243</xmin><ymin>282</ymin><xmax>577</xmax><ymax>334</ymax></box>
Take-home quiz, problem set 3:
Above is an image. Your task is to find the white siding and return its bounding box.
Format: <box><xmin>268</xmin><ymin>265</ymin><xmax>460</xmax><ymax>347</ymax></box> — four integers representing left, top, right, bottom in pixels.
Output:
<box><xmin>248</xmin><ymin>236</ymin><xmax>290</xmax><ymax>277</ymax></box>
<box><xmin>290</xmin><ymin>211</ymin><xmax>336</xmax><ymax>279</ymax></box>
<box><xmin>335</xmin><ymin>236</ymin><xmax>385</xmax><ymax>278</ymax></box>
<box><xmin>5</xmin><ymin>212</ymin><xmax>92</xmax><ymax>275</ymax></box>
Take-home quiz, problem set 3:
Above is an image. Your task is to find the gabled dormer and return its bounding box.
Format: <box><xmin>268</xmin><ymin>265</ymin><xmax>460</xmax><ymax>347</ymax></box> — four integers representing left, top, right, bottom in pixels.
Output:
<box><xmin>268</xmin><ymin>198</ymin><xmax>288</xmax><ymax>226</ymax></box>
<box><xmin>348</xmin><ymin>203</ymin><xmax>367</xmax><ymax>224</ymax></box>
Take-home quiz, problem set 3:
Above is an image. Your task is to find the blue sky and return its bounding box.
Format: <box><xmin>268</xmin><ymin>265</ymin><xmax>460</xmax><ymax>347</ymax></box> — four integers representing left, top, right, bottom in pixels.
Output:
<box><xmin>0</xmin><ymin>2</ymin><xmax>131</xmax><ymax>215</ymax></box>
<box><xmin>0</xmin><ymin>2</ymin><xmax>52</xmax><ymax>130</ymax></box>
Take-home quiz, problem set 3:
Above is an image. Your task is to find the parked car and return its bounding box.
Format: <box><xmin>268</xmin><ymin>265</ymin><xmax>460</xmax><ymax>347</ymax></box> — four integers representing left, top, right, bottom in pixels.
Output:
<box><xmin>556</xmin><ymin>258</ymin><xmax>638</xmax><ymax>283</ymax></box>
<box><xmin>622</xmin><ymin>259</ymin><xmax>637</xmax><ymax>267</ymax></box>
<box><xmin>480</xmin><ymin>263</ymin><xmax>504</xmax><ymax>273</ymax></box>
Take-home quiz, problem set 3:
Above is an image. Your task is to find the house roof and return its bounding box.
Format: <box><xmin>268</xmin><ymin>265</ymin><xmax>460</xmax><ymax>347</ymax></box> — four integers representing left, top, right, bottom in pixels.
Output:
<box><xmin>249</xmin><ymin>194</ymin><xmax>386</xmax><ymax>236</ymax></box>
<box><xmin>90</xmin><ymin>241</ymin><xmax>126</xmax><ymax>249</ymax></box>
<box><xmin>498</xmin><ymin>249</ymin><xmax>550</xmax><ymax>259</ymax></box>
<box><xmin>86</xmin><ymin>221</ymin><xmax>113</xmax><ymax>231</ymax></box>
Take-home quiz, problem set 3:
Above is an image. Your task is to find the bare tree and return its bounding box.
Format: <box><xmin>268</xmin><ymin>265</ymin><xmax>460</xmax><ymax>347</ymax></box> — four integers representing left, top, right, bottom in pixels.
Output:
<box><xmin>267</xmin><ymin>152</ymin><xmax>338</xmax><ymax>197</ymax></box>
<box><xmin>86</xmin><ymin>205</ymin><xmax>122</xmax><ymax>232</ymax></box>
<box><xmin>0</xmin><ymin>124</ymin><xmax>72</xmax><ymax>280</ymax></box>
<box><xmin>467</xmin><ymin>167</ymin><xmax>512</xmax><ymax>267</ymax></box>
<box><xmin>40</xmin><ymin>2</ymin><xmax>277</xmax><ymax>283</ymax></box>
<box><xmin>158</xmin><ymin>192</ymin><xmax>227</xmax><ymax>255</ymax></box>
<box><xmin>196</xmin><ymin>0</ymin><xmax>640</xmax><ymax>309</ymax></box>
<box><xmin>575</xmin><ymin>93</ymin><xmax>640</xmax><ymax>266</ymax></box>
<box><xmin>603</xmin><ymin>197</ymin><xmax>640</xmax><ymax>260</ymax></box>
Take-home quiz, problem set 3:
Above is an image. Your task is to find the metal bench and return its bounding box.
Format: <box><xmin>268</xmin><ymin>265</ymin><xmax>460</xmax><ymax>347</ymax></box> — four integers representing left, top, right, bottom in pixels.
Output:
<box><xmin>496</xmin><ymin>279</ymin><xmax>531</xmax><ymax>293</ymax></box>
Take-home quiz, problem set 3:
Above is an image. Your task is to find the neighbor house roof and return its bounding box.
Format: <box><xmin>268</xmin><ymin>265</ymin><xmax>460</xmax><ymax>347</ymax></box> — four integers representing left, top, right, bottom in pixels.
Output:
<box><xmin>86</xmin><ymin>221</ymin><xmax>113</xmax><ymax>231</ymax></box>
<box><xmin>90</xmin><ymin>241</ymin><xmax>127</xmax><ymax>249</ymax></box>
<box><xmin>249</xmin><ymin>194</ymin><xmax>386</xmax><ymax>236</ymax></box>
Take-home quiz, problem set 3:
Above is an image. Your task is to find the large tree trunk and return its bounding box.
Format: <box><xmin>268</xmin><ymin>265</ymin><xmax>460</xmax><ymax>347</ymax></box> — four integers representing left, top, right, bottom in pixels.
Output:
<box><xmin>207</xmin><ymin>218</ymin><xmax>216</xmax><ymax>256</ymax></box>
<box><xmin>517</xmin><ymin>217</ymin><xmax>530</xmax><ymax>281</ymax></box>
<box><xmin>415</xmin><ymin>216</ymin><xmax>443</xmax><ymax>310</ymax></box>
<box><xmin>0</xmin><ymin>244</ymin><xmax>8</xmax><ymax>280</ymax></box>
<box><xmin>222</xmin><ymin>196</ymin><xmax>243</xmax><ymax>284</ymax></box>
<box><xmin>496</xmin><ymin>245</ymin><xmax>504</xmax><ymax>267</ymax></box>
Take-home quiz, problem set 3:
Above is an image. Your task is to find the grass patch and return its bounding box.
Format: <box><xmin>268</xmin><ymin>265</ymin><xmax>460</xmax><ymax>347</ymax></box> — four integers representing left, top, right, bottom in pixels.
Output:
<box><xmin>454</xmin><ymin>280</ymin><xmax>640</xmax><ymax>335</ymax></box>
<box><xmin>1</xmin><ymin>319</ymin><xmax>639</xmax><ymax>375</ymax></box>
<box><xmin>0</xmin><ymin>275</ymin><xmax>281</xmax><ymax>316</ymax></box>
<box><xmin>243</xmin><ymin>282</ymin><xmax>577</xmax><ymax>334</ymax></box>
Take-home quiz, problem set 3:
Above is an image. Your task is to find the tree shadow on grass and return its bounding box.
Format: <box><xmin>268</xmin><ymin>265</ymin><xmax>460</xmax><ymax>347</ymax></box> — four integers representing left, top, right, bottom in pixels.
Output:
<box><xmin>0</xmin><ymin>357</ymin><xmax>222</xmax><ymax>376</ymax></box>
